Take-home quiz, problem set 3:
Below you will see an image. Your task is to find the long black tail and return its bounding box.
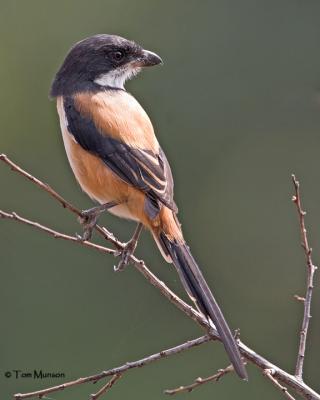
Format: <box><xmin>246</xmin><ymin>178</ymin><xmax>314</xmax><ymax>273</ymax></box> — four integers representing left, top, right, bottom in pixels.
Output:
<box><xmin>159</xmin><ymin>233</ymin><xmax>248</xmax><ymax>380</ymax></box>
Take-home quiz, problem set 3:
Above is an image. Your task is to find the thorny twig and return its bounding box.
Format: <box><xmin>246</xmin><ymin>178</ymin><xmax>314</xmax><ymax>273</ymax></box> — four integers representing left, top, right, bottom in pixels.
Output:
<box><xmin>1</xmin><ymin>155</ymin><xmax>319</xmax><ymax>399</ymax></box>
<box><xmin>292</xmin><ymin>174</ymin><xmax>318</xmax><ymax>379</ymax></box>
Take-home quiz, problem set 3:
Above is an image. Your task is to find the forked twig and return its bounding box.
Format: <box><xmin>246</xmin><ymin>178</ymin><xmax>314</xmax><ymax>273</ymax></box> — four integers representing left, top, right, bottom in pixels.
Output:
<box><xmin>90</xmin><ymin>374</ymin><xmax>122</xmax><ymax>400</ymax></box>
<box><xmin>263</xmin><ymin>369</ymin><xmax>296</xmax><ymax>400</ymax></box>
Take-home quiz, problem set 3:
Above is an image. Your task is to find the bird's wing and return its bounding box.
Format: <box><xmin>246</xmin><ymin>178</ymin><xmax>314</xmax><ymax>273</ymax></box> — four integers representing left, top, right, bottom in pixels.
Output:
<box><xmin>63</xmin><ymin>95</ymin><xmax>177</xmax><ymax>218</ymax></box>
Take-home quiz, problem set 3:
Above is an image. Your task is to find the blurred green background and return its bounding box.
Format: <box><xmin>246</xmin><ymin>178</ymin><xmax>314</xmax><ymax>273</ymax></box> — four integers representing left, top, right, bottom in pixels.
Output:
<box><xmin>1</xmin><ymin>0</ymin><xmax>320</xmax><ymax>399</ymax></box>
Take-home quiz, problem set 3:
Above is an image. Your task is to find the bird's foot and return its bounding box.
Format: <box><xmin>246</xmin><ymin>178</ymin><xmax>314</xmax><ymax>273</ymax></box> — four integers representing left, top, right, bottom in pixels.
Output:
<box><xmin>114</xmin><ymin>223</ymin><xmax>143</xmax><ymax>272</ymax></box>
<box><xmin>77</xmin><ymin>201</ymin><xmax>117</xmax><ymax>241</ymax></box>
<box><xmin>77</xmin><ymin>208</ymin><xmax>101</xmax><ymax>241</ymax></box>
<box><xmin>114</xmin><ymin>239</ymin><xmax>138</xmax><ymax>272</ymax></box>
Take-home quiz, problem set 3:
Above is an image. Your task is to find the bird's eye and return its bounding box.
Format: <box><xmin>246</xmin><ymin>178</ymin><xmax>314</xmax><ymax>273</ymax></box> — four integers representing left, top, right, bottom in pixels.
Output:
<box><xmin>111</xmin><ymin>50</ymin><xmax>124</xmax><ymax>61</ymax></box>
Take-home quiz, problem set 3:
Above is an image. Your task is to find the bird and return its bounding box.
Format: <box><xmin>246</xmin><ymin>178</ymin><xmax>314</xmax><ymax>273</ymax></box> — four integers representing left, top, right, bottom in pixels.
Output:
<box><xmin>50</xmin><ymin>34</ymin><xmax>247</xmax><ymax>380</ymax></box>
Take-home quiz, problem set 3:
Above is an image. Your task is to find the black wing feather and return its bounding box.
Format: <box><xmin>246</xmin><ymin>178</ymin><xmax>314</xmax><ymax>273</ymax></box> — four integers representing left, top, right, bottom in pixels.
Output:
<box><xmin>63</xmin><ymin>96</ymin><xmax>177</xmax><ymax>217</ymax></box>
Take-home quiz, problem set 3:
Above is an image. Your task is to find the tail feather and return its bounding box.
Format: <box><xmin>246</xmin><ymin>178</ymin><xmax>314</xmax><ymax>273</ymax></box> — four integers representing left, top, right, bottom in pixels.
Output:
<box><xmin>159</xmin><ymin>232</ymin><xmax>248</xmax><ymax>381</ymax></box>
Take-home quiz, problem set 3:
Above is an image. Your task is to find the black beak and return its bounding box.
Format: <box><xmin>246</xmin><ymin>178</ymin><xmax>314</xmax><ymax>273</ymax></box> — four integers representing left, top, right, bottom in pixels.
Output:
<box><xmin>137</xmin><ymin>49</ymin><xmax>163</xmax><ymax>67</ymax></box>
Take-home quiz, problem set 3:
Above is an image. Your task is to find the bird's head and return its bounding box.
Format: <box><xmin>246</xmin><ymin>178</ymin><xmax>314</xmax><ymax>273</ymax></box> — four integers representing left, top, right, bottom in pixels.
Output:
<box><xmin>50</xmin><ymin>34</ymin><xmax>162</xmax><ymax>96</ymax></box>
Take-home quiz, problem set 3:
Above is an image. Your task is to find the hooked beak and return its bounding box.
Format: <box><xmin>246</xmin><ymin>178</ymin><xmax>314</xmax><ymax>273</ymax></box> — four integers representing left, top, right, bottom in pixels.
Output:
<box><xmin>135</xmin><ymin>49</ymin><xmax>163</xmax><ymax>67</ymax></box>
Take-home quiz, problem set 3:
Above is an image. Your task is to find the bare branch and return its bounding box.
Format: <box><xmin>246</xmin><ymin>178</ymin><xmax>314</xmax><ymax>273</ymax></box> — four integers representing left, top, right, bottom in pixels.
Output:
<box><xmin>263</xmin><ymin>369</ymin><xmax>296</xmax><ymax>400</ymax></box>
<box><xmin>1</xmin><ymin>156</ymin><xmax>320</xmax><ymax>400</ymax></box>
<box><xmin>164</xmin><ymin>364</ymin><xmax>234</xmax><ymax>395</ymax></box>
<box><xmin>0</xmin><ymin>154</ymin><xmax>121</xmax><ymax>247</ymax></box>
<box><xmin>291</xmin><ymin>174</ymin><xmax>318</xmax><ymax>379</ymax></box>
<box><xmin>0</xmin><ymin>210</ymin><xmax>115</xmax><ymax>256</ymax></box>
<box><xmin>0</xmin><ymin>154</ymin><xmax>80</xmax><ymax>215</ymax></box>
<box><xmin>90</xmin><ymin>374</ymin><xmax>122</xmax><ymax>400</ymax></box>
<box><xmin>13</xmin><ymin>336</ymin><xmax>211</xmax><ymax>399</ymax></box>
<box><xmin>232</xmin><ymin>342</ymin><xmax>319</xmax><ymax>400</ymax></box>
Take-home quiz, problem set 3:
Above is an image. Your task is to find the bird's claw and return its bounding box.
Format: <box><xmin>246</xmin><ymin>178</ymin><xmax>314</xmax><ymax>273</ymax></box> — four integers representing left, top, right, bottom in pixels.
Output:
<box><xmin>77</xmin><ymin>209</ymin><xmax>100</xmax><ymax>241</ymax></box>
<box><xmin>77</xmin><ymin>202</ymin><xmax>118</xmax><ymax>241</ymax></box>
<box><xmin>114</xmin><ymin>241</ymin><xmax>137</xmax><ymax>272</ymax></box>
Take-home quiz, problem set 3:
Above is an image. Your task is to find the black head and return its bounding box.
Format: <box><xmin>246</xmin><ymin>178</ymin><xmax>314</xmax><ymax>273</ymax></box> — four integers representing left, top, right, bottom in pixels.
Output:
<box><xmin>50</xmin><ymin>34</ymin><xmax>162</xmax><ymax>97</ymax></box>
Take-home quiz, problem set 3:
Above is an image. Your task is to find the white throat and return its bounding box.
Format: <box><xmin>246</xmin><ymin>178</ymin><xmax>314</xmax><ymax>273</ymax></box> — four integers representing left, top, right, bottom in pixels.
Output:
<box><xmin>94</xmin><ymin>65</ymin><xmax>141</xmax><ymax>89</ymax></box>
